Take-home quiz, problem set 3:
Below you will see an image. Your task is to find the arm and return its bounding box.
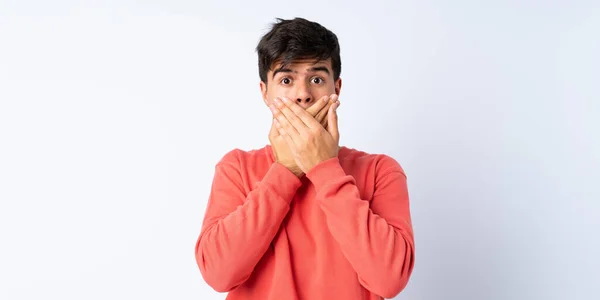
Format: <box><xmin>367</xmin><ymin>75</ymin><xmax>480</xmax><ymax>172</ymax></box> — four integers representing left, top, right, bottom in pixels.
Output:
<box><xmin>305</xmin><ymin>155</ymin><xmax>415</xmax><ymax>299</ymax></box>
<box><xmin>195</xmin><ymin>150</ymin><xmax>302</xmax><ymax>292</ymax></box>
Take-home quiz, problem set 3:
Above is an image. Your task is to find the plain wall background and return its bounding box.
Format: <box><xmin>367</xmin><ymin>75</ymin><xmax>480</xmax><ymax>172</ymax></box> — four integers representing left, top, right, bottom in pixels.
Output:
<box><xmin>1</xmin><ymin>0</ymin><xmax>598</xmax><ymax>299</ymax></box>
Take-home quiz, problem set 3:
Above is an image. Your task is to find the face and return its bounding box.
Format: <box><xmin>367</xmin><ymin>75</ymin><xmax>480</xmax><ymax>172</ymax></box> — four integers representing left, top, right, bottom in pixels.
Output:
<box><xmin>260</xmin><ymin>58</ymin><xmax>342</xmax><ymax>110</ymax></box>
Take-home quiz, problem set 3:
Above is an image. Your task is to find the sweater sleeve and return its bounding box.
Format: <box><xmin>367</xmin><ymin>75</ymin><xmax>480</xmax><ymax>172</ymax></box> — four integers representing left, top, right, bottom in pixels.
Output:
<box><xmin>195</xmin><ymin>150</ymin><xmax>302</xmax><ymax>292</ymax></box>
<box><xmin>305</xmin><ymin>156</ymin><xmax>415</xmax><ymax>299</ymax></box>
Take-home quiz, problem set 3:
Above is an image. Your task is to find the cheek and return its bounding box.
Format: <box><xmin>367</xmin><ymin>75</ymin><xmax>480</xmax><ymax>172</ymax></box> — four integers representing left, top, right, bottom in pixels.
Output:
<box><xmin>313</xmin><ymin>86</ymin><xmax>336</xmax><ymax>99</ymax></box>
<box><xmin>264</xmin><ymin>89</ymin><xmax>276</xmax><ymax>105</ymax></box>
<box><xmin>318</xmin><ymin>83</ymin><xmax>336</xmax><ymax>96</ymax></box>
<box><xmin>328</xmin><ymin>82</ymin><xmax>338</xmax><ymax>93</ymax></box>
<box><xmin>267</xmin><ymin>86</ymin><xmax>289</xmax><ymax>104</ymax></box>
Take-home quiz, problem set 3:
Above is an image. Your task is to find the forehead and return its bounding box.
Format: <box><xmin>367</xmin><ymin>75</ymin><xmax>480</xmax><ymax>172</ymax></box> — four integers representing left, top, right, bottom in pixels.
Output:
<box><xmin>270</xmin><ymin>58</ymin><xmax>332</xmax><ymax>73</ymax></box>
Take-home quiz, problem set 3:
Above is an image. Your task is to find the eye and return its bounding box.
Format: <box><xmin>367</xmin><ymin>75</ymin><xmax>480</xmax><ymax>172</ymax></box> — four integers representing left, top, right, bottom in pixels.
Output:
<box><xmin>281</xmin><ymin>77</ymin><xmax>292</xmax><ymax>85</ymax></box>
<box><xmin>311</xmin><ymin>77</ymin><xmax>324</xmax><ymax>84</ymax></box>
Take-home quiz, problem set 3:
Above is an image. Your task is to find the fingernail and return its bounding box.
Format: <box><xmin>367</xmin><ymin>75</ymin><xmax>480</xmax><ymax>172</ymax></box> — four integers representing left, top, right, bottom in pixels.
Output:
<box><xmin>281</xmin><ymin>97</ymin><xmax>289</xmax><ymax>103</ymax></box>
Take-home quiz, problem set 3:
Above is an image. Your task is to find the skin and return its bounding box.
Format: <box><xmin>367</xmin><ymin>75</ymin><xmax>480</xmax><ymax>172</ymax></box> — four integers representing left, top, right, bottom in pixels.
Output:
<box><xmin>260</xmin><ymin>58</ymin><xmax>342</xmax><ymax>177</ymax></box>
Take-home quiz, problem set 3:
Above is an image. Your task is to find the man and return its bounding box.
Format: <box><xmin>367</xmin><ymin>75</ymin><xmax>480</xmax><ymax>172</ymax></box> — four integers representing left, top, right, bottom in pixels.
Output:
<box><xmin>195</xmin><ymin>17</ymin><xmax>415</xmax><ymax>300</ymax></box>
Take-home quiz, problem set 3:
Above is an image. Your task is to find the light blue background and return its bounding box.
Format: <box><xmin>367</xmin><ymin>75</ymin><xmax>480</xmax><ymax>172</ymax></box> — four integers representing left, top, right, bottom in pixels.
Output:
<box><xmin>0</xmin><ymin>1</ymin><xmax>598</xmax><ymax>299</ymax></box>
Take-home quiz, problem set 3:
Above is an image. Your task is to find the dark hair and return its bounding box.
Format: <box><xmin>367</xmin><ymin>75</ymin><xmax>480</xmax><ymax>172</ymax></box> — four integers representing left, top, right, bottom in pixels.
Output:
<box><xmin>256</xmin><ymin>17</ymin><xmax>341</xmax><ymax>84</ymax></box>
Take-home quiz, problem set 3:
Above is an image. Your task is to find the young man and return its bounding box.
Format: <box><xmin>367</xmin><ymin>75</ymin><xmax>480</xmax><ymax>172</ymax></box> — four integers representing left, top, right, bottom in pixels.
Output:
<box><xmin>195</xmin><ymin>17</ymin><xmax>415</xmax><ymax>300</ymax></box>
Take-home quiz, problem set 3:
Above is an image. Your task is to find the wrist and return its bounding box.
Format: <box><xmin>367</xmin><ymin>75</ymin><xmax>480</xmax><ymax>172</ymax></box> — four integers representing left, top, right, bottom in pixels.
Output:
<box><xmin>305</xmin><ymin>157</ymin><xmax>346</xmax><ymax>191</ymax></box>
<box><xmin>279</xmin><ymin>162</ymin><xmax>304</xmax><ymax>178</ymax></box>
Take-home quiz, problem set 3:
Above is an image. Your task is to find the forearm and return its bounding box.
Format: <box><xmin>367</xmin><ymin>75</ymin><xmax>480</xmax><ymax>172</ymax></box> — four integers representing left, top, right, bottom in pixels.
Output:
<box><xmin>196</xmin><ymin>163</ymin><xmax>301</xmax><ymax>292</ymax></box>
<box><xmin>307</xmin><ymin>158</ymin><xmax>415</xmax><ymax>298</ymax></box>
<box><xmin>318</xmin><ymin>187</ymin><xmax>414</xmax><ymax>298</ymax></box>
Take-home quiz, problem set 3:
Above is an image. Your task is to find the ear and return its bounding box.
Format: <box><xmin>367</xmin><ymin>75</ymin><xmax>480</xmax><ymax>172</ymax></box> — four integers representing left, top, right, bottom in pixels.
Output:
<box><xmin>334</xmin><ymin>77</ymin><xmax>342</xmax><ymax>96</ymax></box>
<box><xmin>260</xmin><ymin>81</ymin><xmax>269</xmax><ymax>106</ymax></box>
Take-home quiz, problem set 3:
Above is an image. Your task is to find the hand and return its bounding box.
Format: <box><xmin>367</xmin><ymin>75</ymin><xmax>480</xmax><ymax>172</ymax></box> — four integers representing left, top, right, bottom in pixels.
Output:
<box><xmin>270</xmin><ymin>95</ymin><xmax>340</xmax><ymax>174</ymax></box>
<box><xmin>269</xmin><ymin>95</ymin><xmax>336</xmax><ymax>177</ymax></box>
<box><xmin>269</xmin><ymin>119</ymin><xmax>304</xmax><ymax>177</ymax></box>
<box><xmin>306</xmin><ymin>95</ymin><xmax>336</xmax><ymax>128</ymax></box>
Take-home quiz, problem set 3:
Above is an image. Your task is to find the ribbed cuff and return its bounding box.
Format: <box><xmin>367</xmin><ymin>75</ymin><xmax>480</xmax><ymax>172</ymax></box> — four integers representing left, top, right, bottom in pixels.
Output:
<box><xmin>305</xmin><ymin>157</ymin><xmax>347</xmax><ymax>192</ymax></box>
<box><xmin>262</xmin><ymin>163</ymin><xmax>303</xmax><ymax>203</ymax></box>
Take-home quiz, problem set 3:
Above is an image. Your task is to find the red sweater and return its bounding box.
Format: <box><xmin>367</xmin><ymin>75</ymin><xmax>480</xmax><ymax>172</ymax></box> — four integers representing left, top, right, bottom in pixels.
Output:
<box><xmin>195</xmin><ymin>145</ymin><xmax>415</xmax><ymax>299</ymax></box>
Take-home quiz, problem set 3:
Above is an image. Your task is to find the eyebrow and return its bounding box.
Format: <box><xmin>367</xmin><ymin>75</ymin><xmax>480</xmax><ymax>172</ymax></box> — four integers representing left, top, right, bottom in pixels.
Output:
<box><xmin>272</xmin><ymin>65</ymin><xmax>331</xmax><ymax>79</ymax></box>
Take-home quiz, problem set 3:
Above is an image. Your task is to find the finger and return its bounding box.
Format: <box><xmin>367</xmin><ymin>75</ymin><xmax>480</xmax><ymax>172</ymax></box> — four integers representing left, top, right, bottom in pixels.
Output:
<box><xmin>269</xmin><ymin>118</ymin><xmax>279</xmax><ymax>140</ymax></box>
<box><xmin>269</xmin><ymin>119</ymin><xmax>283</xmax><ymax>159</ymax></box>
<box><xmin>315</xmin><ymin>104</ymin><xmax>330</xmax><ymax>126</ymax></box>
<box><xmin>327</xmin><ymin>100</ymin><xmax>340</xmax><ymax>142</ymax></box>
<box><xmin>315</xmin><ymin>95</ymin><xmax>332</xmax><ymax>117</ymax></box>
<box><xmin>270</xmin><ymin>103</ymin><xmax>301</xmax><ymax>138</ymax></box>
<box><xmin>316</xmin><ymin>94</ymin><xmax>337</xmax><ymax>126</ymax></box>
<box><xmin>275</xmin><ymin>97</ymin><xmax>313</xmax><ymax>133</ymax></box>
<box><xmin>272</xmin><ymin>105</ymin><xmax>306</xmax><ymax>145</ymax></box>
<box><xmin>315</xmin><ymin>104</ymin><xmax>330</xmax><ymax>124</ymax></box>
<box><xmin>312</xmin><ymin>95</ymin><xmax>332</xmax><ymax>119</ymax></box>
<box><xmin>274</xmin><ymin>118</ymin><xmax>299</xmax><ymax>148</ymax></box>
<box><xmin>279</xmin><ymin>97</ymin><xmax>321</xmax><ymax>130</ymax></box>
<box><xmin>314</xmin><ymin>97</ymin><xmax>333</xmax><ymax>124</ymax></box>
<box><xmin>305</xmin><ymin>95</ymin><xmax>330</xmax><ymax>117</ymax></box>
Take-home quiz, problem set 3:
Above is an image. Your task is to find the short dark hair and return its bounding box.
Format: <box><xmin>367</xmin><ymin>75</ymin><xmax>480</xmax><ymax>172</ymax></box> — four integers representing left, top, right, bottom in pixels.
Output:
<box><xmin>256</xmin><ymin>17</ymin><xmax>341</xmax><ymax>84</ymax></box>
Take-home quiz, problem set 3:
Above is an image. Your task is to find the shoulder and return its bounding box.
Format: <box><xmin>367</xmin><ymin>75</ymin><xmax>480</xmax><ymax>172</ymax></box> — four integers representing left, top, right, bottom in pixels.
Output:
<box><xmin>215</xmin><ymin>145</ymin><xmax>271</xmax><ymax>169</ymax></box>
<box><xmin>339</xmin><ymin>146</ymin><xmax>407</xmax><ymax>177</ymax></box>
<box><xmin>216</xmin><ymin>148</ymin><xmax>244</xmax><ymax>167</ymax></box>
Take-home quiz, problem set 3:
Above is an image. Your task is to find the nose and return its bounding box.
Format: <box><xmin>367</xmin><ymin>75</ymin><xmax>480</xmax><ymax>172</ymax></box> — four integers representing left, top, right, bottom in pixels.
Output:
<box><xmin>294</xmin><ymin>83</ymin><xmax>314</xmax><ymax>109</ymax></box>
<box><xmin>296</xmin><ymin>97</ymin><xmax>313</xmax><ymax>109</ymax></box>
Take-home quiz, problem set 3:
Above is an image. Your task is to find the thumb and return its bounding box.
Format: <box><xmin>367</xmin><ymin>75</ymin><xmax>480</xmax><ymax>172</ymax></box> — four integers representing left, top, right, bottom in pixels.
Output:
<box><xmin>327</xmin><ymin>100</ymin><xmax>340</xmax><ymax>142</ymax></box>
<box><xmin>269</xmin><ymin>118</ymin><xmax>278</xmax><ymax>141</ymax></box>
